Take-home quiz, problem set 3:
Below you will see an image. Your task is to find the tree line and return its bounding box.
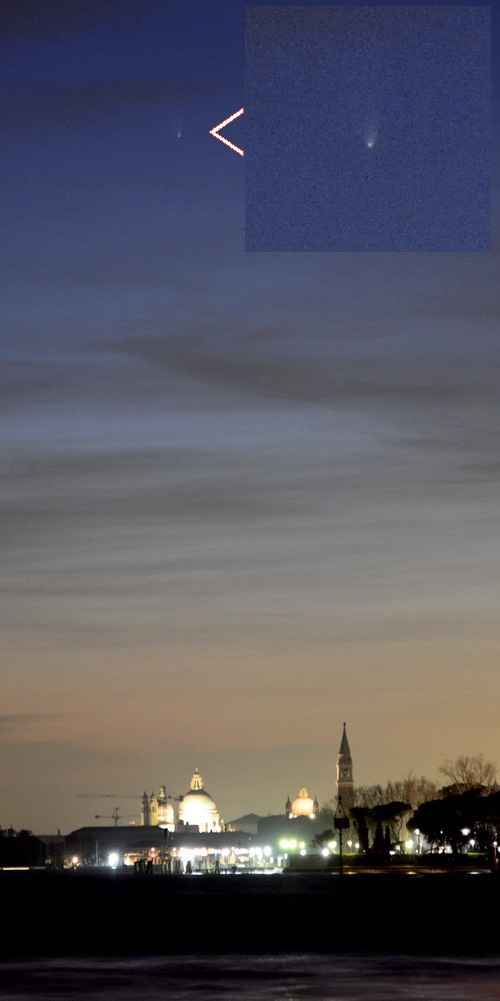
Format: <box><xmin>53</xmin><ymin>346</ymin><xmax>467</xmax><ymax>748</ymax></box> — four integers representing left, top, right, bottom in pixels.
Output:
<box><xmin>316</xmin><ymin>754</ymin><xmax>499</xmax><ymax>855</ymax></box>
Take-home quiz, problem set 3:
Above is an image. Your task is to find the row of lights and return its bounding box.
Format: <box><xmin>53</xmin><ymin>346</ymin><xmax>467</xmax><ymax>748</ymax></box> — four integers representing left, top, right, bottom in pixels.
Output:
<box><xmin>73</xmin><ymin>828</ymin><xmax>494</xmax><ymax>871</ymax></box>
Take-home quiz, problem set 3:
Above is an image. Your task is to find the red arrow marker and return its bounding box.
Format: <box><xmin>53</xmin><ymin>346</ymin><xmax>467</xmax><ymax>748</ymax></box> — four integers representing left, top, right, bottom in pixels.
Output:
<box><xmin>210</xmin><ymin>107</ymin><xmax>245</xmax><ymax>158</ymax></box>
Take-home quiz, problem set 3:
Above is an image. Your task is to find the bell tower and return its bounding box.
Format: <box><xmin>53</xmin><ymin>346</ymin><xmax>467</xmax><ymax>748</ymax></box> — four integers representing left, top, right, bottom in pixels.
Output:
<box><xmin>336</xmin><ymin>722</ymin><xmax>354</xmax><ymax>814</ymax></box>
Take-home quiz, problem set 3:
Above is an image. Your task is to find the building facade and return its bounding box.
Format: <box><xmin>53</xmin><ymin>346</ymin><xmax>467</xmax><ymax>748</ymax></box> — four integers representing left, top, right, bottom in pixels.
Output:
<box><xmin>141</xmin><ymin>785</ymin><xmax>175</xmax><ymax>830</ymax></box>
<box><xmin>141</xmin><ymin>769</ymin><xmax>224</xmax><ymax>834</ymax></box>
<box><xmin>178</xmin><ymin>769</ymin><xmax>224</xmax><ymax>833</ymax></box>
<box><xmin>286</xmin><ymin>787</ymin><xmax>319</xmax><ymax>819</ymax></box>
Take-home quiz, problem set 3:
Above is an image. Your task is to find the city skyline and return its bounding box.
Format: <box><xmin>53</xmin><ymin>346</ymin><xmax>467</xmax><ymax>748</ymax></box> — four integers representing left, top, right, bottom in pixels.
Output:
<box><xmin>2</xmin><ymin>0</ymin><xmax>500</xmax><ymax>834</ymax></box>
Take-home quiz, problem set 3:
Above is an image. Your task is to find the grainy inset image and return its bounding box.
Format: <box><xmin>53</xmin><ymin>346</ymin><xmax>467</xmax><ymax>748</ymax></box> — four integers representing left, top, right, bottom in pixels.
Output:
<box><xmin>245</xmin><ymin>6</ymin><xmax>492</xmax><ymax>251</ymax></box>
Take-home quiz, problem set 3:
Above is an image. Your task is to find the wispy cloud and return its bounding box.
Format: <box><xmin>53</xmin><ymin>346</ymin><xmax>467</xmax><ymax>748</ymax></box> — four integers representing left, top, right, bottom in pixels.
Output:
<box><xmin>0</xmin><ymin>713</ymin><xmax>63</xmax><ymax>725</ymax></box>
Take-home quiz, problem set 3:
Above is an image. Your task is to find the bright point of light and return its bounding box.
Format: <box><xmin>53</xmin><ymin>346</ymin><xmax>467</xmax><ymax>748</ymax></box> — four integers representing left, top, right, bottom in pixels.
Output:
<box><xmin>321</xmin><ymin>847</ymin><xmax>330</xmax><ymax>857</ymax></box>
<box><xmin>347</xmin><ymin>840</ymin><xmax>353</xmax><ymax>848</ymax></box>
<box><xmin>299</xmin><ymin>849</ymin><xmax>307</xmax><ymax>856</ymax></box>
<box><xmin>364</xmin><ymin>120</ymin><xmax>378</xmax><ymax>149</ymax></box>
<box><xmin>108</xmin><ymin>851</ymin><xmax>119</xmax><ymax>868</ymax></box>
<box><xmin>71</xmin><ymin>855</ymin><xmax>79</xmax><ymax>866</ymax></box>
<box><xmin>405</xmin><ymin>839</ymin><xmax>414</xmax><ymax>852</ymax></box>
<box><xmin>469</xmin><ymin>838</ymin><xmax>476</xmax><ymax>848</ymax></box>
<box><xmin>461</xmin><ymin>828</ymin><xmax>471</xmax><ymax>837</ymax></box>
<box><xmin>279</xmin><ymin>838</ymin><xmax>298</xmax><ymax>850</ymax></box>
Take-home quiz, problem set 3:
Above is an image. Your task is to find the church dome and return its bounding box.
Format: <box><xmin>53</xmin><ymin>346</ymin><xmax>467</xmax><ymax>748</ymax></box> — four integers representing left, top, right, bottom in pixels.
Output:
<box><xmin>290</xmin><ymin>786</ymin><xmax>317</xmax><ymax>819</ymax></box>
<box><xmin>178</xmin><ymin>769</ymin><xmax>223</xmax><ymax>833</ymax></box>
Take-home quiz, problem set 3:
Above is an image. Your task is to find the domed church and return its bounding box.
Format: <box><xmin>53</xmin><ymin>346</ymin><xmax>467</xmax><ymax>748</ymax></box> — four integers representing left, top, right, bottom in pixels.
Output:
<box><xmin>286</xmin><ymin>787</ymin><xmax>319</xmax><ymax>820</ymax></box>
<box><xmin>141</xmin><ymin>785</ymin><xmax>175</xmax><ymax>830</ymax></box>
<box><xmin>178</xmin><ymin>768</ymin><xmax>224</xmax><ymax>833</ymax></box>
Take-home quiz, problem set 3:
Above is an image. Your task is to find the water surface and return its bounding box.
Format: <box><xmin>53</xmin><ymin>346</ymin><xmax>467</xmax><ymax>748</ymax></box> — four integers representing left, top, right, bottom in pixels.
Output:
<box><xmin>1</xmin><ymin>955</ymin><xmax>500</xmax><ymax>1000</ymax></box>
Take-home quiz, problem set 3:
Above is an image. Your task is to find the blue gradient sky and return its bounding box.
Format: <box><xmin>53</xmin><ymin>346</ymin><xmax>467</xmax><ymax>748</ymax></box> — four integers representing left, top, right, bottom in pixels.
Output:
<box><xmin>1</xmin><ymin>1</ymin><xmax>499</xmax><ymax>832</ymax></box>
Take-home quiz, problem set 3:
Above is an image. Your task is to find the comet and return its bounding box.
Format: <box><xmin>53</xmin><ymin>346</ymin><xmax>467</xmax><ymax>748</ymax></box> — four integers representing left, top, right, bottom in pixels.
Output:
<box><xmin>363</xmin><ymin>116</ymin><xmax>379</xmax><ymax>150</ymax></box>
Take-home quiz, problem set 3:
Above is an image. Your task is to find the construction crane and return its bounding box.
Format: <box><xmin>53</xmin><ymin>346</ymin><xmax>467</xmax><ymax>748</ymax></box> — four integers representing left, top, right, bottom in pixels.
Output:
<box><xmin>94</xmin><ymin>807</ymin><xmax>136</xmax><ymax>827</ymax></box>
<box><xmin>76</xmin><ymin>794</ymin><xmax>141</xmax><ymax>827</ymax></box>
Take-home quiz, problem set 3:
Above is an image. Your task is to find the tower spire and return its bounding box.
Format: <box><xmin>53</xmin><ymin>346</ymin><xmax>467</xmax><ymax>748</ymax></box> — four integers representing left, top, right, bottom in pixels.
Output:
<box><xmin>336</xmin><ymin>722</ymin><xmax>354</xmax><ymax>813</ymax></box>
<box><xmin>339</xmin><ymin>721</ymin><xmax>351</xmax><ymax>760</ymax></box>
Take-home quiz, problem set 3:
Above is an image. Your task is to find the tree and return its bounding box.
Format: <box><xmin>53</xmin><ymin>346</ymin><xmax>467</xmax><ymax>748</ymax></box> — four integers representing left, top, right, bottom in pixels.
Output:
<box><xmin>354</xmin><ymin>785</ymin><xmax>386</xmax><ymax>809</ymax></box>
<box><xmin>439</xmin><ymin>755</ymin><xmax>497</xmax><ymax>792</ymax></box>
<box><xmin>408</xmin><ymin>788</ymin><xmax>488</xmax><ymax>853</ymax></box>
<box><xmin>370</xmin><ymin>801</ymin><xmax>412</xmax><ymax>845</ymax></box>
<box><xmin>372</xmin><ymin>821</ymin><xmax>385</xmax><ymax>854</ymax></box>
<box><xmin>384</xmin><ymin>774</ymin><xmax>438</xmax><ymax>808</ymax></box>
<box><xmin>350</xmin><ymin>807</ymin><xmax>370</xmax><ymax>853</ymax></box>
<box><xmin>313</xmin><ymin>828</ymin><xmax>335</xmax><ymax>850</ymax></box>
<box><xmin>355</xmin><ymin>775</ymin><xmax>437</xmax><ymax>810</ymax></box>
<box><xmin>317</xmin><ymin>802</ymin><xmax>335</xmax><ymax>830</ymax></box>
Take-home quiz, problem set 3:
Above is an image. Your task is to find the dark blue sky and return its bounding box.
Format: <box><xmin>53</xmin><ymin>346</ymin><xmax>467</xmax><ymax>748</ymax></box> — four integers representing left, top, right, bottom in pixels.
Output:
<box><xmin>1</xmin><ymin>1</ymin><xmax>500</xmax><ymax>832</ymax></box>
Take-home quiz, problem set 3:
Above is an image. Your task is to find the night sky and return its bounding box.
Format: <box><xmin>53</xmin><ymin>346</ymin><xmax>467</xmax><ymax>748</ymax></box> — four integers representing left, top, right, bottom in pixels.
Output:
<box><xmin>1</xmin><ymin>1</ymin><xmax>500</xmax><ymax>834</ymax></box>
<box><xmin>246</xmin><ymin>5</ymin><xmax>491</xmax><ymax>249</ymax></box>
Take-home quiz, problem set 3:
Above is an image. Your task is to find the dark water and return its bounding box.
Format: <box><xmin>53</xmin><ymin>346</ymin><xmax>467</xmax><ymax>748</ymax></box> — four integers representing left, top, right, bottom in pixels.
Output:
<box><xmin>1</xmin><ymin>956</ymin><xmax>500</xmax><ymax>1001</ymax></box>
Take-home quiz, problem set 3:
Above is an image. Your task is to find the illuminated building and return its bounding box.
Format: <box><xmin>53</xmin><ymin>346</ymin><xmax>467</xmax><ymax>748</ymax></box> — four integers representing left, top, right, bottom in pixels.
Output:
<box><xmin>286</xmin><ymin>787</ymin><xmax>319</xmax><ymax>820</ymax></box>
<box><xmin>64</xmin><ymin>825</ymin><xmax>252</xmax><ymax>871</ymax></box>
<box><xmin>177</xmin><ymin>768</ymin><xmax>224</xmax><ymax>833</ymax></box>
<box><xmin>141</xmin><ymin>770</ymin><xmax>224</xmax><ymax>834</ymax></box>
<box><xmin>141</xmin><ymin>785</ymin><xmax>175</xmax><ymax>831</ymax></box>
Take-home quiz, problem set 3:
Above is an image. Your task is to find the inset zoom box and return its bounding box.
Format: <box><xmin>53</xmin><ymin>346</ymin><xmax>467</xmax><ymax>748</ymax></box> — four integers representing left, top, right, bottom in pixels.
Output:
<box><xmin>245</xmin><ymin>6</ymin><xmax>491</xmax><ymax>252</ymax></box>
